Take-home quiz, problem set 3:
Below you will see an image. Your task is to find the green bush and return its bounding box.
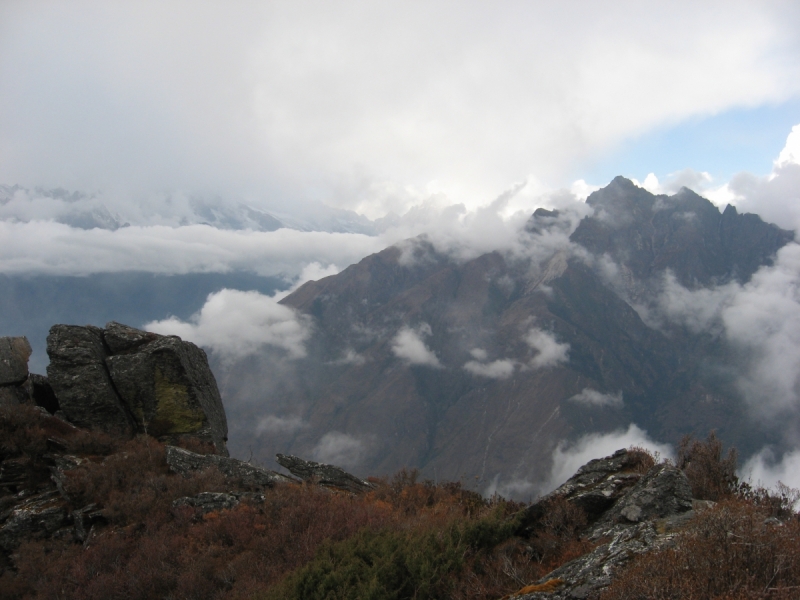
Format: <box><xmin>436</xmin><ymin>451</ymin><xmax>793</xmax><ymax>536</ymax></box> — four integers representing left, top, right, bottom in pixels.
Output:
<box><xmin>268</xmin><ymin>508</ymin><xmax>519</xmax><ymax>600</ymax></box>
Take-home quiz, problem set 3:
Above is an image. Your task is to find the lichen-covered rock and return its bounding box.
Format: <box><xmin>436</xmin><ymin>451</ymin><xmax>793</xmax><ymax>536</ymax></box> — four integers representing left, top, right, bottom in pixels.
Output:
<box><xmin>276</xmin><ymin>453</ymin><xmax>376</xmax><ymax>494</ymax></box>
<box><xmin>172</xmin><ymin>491</ymin><xmax>266</xmax><ymax>515</ymax></box>
<box><xmin>512</xmin><ymin>454</ymin><xmax>696</xmax><ymax>599</ymax></box>
<box><xmin>46</xmin><ymin>322</ymin><xmax>228</xmax><ymax>454</ymax></box>
<box><xmin>0</xmin><ymin>490</ymin><xmax>69</xmax><ymax>552</ymax></box>
<box><xmin>165</xmin><ymin>446</ymin><xmax>292</xmax><ymax>489</ymax></box>
<box><xmin>105</xmin><ymin>324</ymin><xmax>228</xmax><ymax>454</ymax></box>
<box><xmin>46</xmin><ymin>325</ymin><xmax>135</xmax><ymax>436</ymax></box>
<box><xmin>518</xmin><ymin>449</ymin><xmax>644</xmax><ymax>535</ymax></box>
<box><xmin>514</xmin><ymin>521</ymin><xmax>676</xmax><ymax>600</ymax></box>
<box><xmin>587</xmin><ymin>462</ymin><xmax>693</xmax><ymax>539</ymax></box>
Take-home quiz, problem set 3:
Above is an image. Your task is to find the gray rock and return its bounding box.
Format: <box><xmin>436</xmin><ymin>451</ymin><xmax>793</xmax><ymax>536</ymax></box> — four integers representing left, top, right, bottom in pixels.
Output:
<box><xmin>105</xmin><ymin>325</ymin><xmax>228</xmax><ymax>454</ymax></box>
<box><xmin>512</xmin><ymin>458</ymin><xmax>695</xmax><ymax>599</ymax></box>
<box><xmin>0</xmin><ymin>490</ymin><xmax>69</xmax><ymax>551</ymax></box>
<box><xmin>172</xmin><ymin>491</ymin><xmax>266</xmax><ymax>515</ymax></box>
<box><xmin>46</xmin><ymin>325</ymin><xmax>135</xmax><ymax>436</ymax></box>
<box><xmin>0</xmin><ymin>384</ymin><xmax>28</xmax><ymax>407</ymax></box>
<box><xmin>46</xmin><ymin>322</ymin><xmax>228</xmax><ymax>454</ymax></box>
<box><xmin>518</xmin><ymin>449</ymin><xmax>644</xmax><ymax>535</ymax></box>
<box><xmin>587</xmin><ymin>462</ymin><xmax>693</xmax><ymax>539</ymax></box>
<box><xmin>72</xmin><ymin>503</ymin><xmax>105</xmax><ymax>543</ymax></box>
<box><xmin>165</xmin><ymin>446</ymin><xmax>292</xmax><ymax>489</ymax></box>
<box><xmin>515</xmin><ymin>521</ymin><xmax>680</xmax><ymax>600</ymax></box>
<box><xmin>276</xmin><ymin>453</ymin><xmax>376</xmax><ymax>494</ymax></box>
<box><xmin>173</xmin><ymin>492</ymin><xmax>242</xmax><ymax>513</ymax></box>
<box><xmin>0</xmin><ymin>337</ymin><xmax>31</xmax><ymax>386</ymax></box>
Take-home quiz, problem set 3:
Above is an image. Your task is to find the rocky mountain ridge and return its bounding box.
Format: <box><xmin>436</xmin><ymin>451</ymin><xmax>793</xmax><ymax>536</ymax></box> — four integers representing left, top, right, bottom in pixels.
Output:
<box><xmin>219</xmin><ymin>177</ymin><xmax>794</xmax><ymax>495</ymax></box>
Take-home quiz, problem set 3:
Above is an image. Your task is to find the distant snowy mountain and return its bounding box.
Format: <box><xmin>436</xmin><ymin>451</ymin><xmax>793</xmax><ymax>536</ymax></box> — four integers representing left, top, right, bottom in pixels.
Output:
<box><xmin>0</xmin><ymin>184</ymin><xmax>378</xmax><ymax>235</ymax></box>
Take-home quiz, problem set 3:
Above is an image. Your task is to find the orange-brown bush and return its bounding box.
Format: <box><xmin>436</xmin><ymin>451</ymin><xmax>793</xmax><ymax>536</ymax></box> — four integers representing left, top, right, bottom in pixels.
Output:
<box><xmin>600</xmin><ymin>498</ymin><xmax>800</xmax><ymax>600</ymax></box>
<box><xmin>626</xmin><ymin>445</ymin><xmax>657</xmax><ymax>473</ymax></box>
<box><xmin>677</xmin><ymin>431</ymin><xmax>738</xmax><ymax>501</ymax></box>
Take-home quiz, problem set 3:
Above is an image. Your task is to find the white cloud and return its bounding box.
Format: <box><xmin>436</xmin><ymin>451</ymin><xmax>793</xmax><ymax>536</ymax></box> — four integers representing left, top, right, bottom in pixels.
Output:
<box><xmin>463</xmin><ymin>359</ymin><xmax>516</xmax><ymax>380</ymax></box>
<box><xmin>647</xmin><ymin>244</ymin><xmax>800</xmax><ymax>422</ymax></box>
<box><xmin>543</xmin><ymin>424</ymin><xmax>673</xmax><ymax>494</ymax></box>
<box><xmin>525</xmin><ymin>327</ymin><xmax>570</xmax><ymax>369</ymax></box>
<box><xmin>469</xmin><ymin>348</ymin><xmax>488</xmax><ymax>361</ymax></box>
<box><xmin>2</xmin><ymin>3</ymin><xmax>798</xmax><ymax>214</ymax></box>
<box><xmin>0</xmin><ymin>221</ymin><xmax>381</xmax><ymax>277</ymax></box>
<box><xmin>145</xmin><ymin>288</ymin><xmax>312</xmax><ymax>361</ymax></box>
<box><xmin>741</xmin><ymin>447</ymin><xmax>800</xmax><ymax>492</ymax></box>
<box><xmin>328</xmin><ymin>349</ymin><xmax>366</xmax><ymax>366</ymax></box>
<box><xmin>312</xmin><ymin>431</ymin><xmax>366</xmax><ymax>469</ymax></box>
<box><xmin>256</xmin><ymin>415</ymin><xmax>306</xmax><ymax>435</ymax></box>
<box><xmin>391</xmin><ymin>324</ymin><xmax>442</xmax><ymax>368</ymax></box>
<box><xmin>715</xmin><ymin>125</ymin><xmax>800</xmax><ymax>233</ymax></box>
<box><xmin>569</xmin><ymin>388</ymin><xmax>624</xmax><ymax>408</ymax></box>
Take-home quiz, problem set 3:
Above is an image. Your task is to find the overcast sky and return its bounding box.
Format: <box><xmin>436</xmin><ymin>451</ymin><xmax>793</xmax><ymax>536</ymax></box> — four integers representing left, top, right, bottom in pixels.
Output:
<box><xmin>1</xmin><ymin>1</ymin><xmax>799</xmax><ymax>219</ymax></box>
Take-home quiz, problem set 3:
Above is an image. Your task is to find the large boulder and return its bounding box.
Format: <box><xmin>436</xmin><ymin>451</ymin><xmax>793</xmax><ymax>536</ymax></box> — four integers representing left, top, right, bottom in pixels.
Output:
<box><xmin>46</xmin><ymin>322</ymin><xmax>228</xmax><ymax>454</ymax></box>
<box><xmin>46</xmin><ymin>325</ymin><xmax>134</xmax><ymax>435</ymax></box>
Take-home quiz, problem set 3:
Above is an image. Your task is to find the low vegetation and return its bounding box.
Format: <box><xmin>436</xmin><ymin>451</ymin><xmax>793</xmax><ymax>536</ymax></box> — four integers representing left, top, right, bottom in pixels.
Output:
<box><xmin>1</xmin><ymin>405</ymin><xmax>799</xmax><ymax>599</ymax></box>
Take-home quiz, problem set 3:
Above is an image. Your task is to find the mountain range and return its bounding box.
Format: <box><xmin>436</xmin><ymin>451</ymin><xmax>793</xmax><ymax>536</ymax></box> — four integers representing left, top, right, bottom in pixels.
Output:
<box><xmin>218</xmin><ymin>176</ymin><xmax>794</xmax><ymax>497</ymax></box>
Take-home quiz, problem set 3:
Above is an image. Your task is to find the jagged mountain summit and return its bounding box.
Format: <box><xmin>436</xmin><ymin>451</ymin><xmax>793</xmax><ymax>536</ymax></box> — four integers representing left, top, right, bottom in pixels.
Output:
<box><xmin>221</xmin><ymin>177</ymin><xmax>793</xmax><ymax>495</ymax></box>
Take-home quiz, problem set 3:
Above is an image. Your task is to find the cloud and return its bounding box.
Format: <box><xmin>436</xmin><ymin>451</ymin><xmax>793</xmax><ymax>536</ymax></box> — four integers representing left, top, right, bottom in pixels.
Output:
<box><xmin>328</xmin><ymin>349</ymin><xmax>367</xmax><ymax>366</ymax></box>
<box><xmin>645</xmin><ymin>243</ymin><xmax>800</xmax><ymax>422</ymax></box>
<box><xmin>391</xmin><ymin>324</ymin><xmax>442</xmax><ymax>368</ymax></box>
<box><xmin>463</xmin><ymin>359</ymin><xmax>516</xmax><ymax>380</ymax></box>
<box><xmin>741</xmin><ymin>447</ymin><xmax>800</xmax><ymax>492</ymax></box>
<box><xmin>705</xmin><ymin>125</ymin><xmax>800</xmax><ymax>233</ymax></box>
<box><xmin>256</xmin><ymin>415</ymin><xmax>306</xmax><ymax>435</ymax></box>
<box><xmin>145</xmin><ymin>288</ymin><xmax>311</xmax><ymax>361</ymax></box>
<box><xmin>569</xmin><ymin>388</ymin><xmax>624</xmax><ymax>408</ymax></box>
<box><xmin>525</xmin><ymin>327</ymin><xmax>570</xmax><ymax>369</ymax></box>
<box><xmin>312</xmin><ymin>431</ymin><xmax>366</xmax><ymax>469</ymax></box>
<box><xmin>0</xmin><ymin>221</ymin><xmax>381</xmax><ymax>277</ymax></box>
<box><xmin>543</xmin><ymin>424</ymin><xmax>673</xmax><ymax>494</ymax></box>
<box><xmin>2</xmin><ymin>3</ymin><xmax>798</xmax><ymax>215</ymax></box>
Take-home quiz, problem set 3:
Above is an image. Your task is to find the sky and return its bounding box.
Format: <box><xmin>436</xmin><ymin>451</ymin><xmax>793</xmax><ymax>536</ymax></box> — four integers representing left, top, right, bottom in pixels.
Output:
<box><xmin>3</xmin><ymin>1</ymin><xmax>800</xmax><ymax>493</ymax></box>
<box><xmin>1</xmin><ymin>1</ymin><xmax>799</xmax><ymax>220</ymax></box>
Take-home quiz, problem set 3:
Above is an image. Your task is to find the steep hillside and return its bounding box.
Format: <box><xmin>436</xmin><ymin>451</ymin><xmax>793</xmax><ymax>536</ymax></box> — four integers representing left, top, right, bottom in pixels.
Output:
<box><xmin>220</xmin><ymin>177</ymin><xmax>793</xmax><ymax>495</ymax></box>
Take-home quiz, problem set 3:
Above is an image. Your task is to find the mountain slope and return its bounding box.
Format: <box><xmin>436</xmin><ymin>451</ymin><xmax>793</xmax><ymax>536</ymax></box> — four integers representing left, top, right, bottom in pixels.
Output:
<box><xmin>221</xmin><ymin>178</ymin><xmax>793</xmax><ymax>495</ymax></box>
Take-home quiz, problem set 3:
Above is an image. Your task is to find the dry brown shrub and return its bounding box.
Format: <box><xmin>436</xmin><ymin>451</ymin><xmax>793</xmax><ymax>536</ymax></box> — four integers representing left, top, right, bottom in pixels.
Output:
<box><xmin>527</xmin><ymin>495</ymin><xmax>593</xmax><ymax>570</ymax></box>
<box><xmin>677</xmin><ymin>431</ymin><xmax>738</xmax><ymax>501</ymax></box>
<box><xmin>62</xmin><ymin>435</ymin><xmax>228</xmax><ymax>524</ymax></box>
<box><xmin>626</xmin><ymin>445</ymin><xmax>657</xmax><ymax>473</ymax></box>
<box><xmin>601</xmin><ymin>498</ymin><xmax>800</xmax><ymax>600</ymax></box>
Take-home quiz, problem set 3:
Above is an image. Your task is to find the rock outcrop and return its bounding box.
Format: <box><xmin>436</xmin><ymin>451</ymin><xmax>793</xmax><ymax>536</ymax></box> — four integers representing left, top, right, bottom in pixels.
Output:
<box><xmin>276</xmin><ymin>453</ymin><xmax>377</xmax><ymax>493</ymax></box>
<box><xmin>512</xmin><ymin>449</ymin><xmax>697</xmax><ymax>600</ymax></box>
<box><xmin>165</xmin><ymin>446</ymin><xmax>292</xmax><ymax>489</ymax></box>
<box><xmin>47</xmin><ymin>322</ymin><xmax>228</xmax><ymax>454</ymax></box>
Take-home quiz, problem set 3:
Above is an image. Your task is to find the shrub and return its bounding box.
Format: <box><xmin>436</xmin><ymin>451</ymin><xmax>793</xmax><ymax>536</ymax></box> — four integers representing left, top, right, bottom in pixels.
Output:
<box><xmin>677</xmin><ymin>431</ymin><xmax>738</xmax><ymax>501</ymax></box>
<box><xmin>267</xmin><ymin>506</ymin><xmax>521</xmax><ymax>600</ymax></box>
<box><xmin>600</xmin><ymin>498</ymin><xmax>800</xmax><ymax>600</ymax></box>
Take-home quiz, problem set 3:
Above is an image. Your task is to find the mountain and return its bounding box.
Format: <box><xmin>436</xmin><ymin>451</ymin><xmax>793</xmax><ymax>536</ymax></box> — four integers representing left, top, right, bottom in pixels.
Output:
<box><xmin>0</xmin><ymin>184</ymin><xmax>377</xmax><ymax>234</ymax></box>
<box><xmin>219</xmin><ymin>177</ymin><xmax>794</xmax><ymax>496</ymax></box>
